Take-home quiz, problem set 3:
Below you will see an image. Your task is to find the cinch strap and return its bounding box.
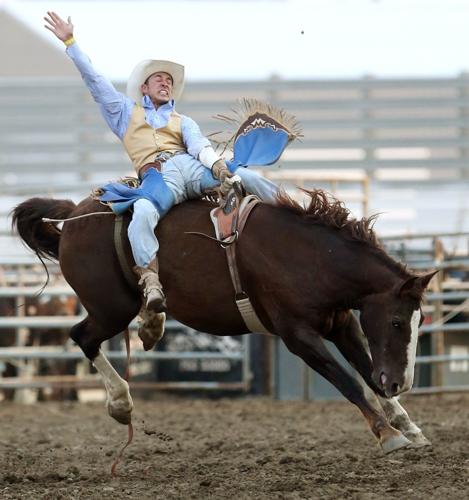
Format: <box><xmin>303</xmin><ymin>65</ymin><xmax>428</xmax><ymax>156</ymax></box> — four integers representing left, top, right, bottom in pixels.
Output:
<box><xmin>213</xmin><ymin>195</ymin><xmax>272</xmax><ymax>336</ymax></box>
<box><xmin>114</xmin><ymin>215</ymin><xmax>140</xmax><ymax>292</ymax></box>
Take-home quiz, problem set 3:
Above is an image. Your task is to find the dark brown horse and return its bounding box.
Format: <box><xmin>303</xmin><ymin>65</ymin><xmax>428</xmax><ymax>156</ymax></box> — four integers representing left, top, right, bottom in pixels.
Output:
<box><xmin>12</xmin><ymin>190</ymin><xmax>436</xmax><ymax>454</ymax></box>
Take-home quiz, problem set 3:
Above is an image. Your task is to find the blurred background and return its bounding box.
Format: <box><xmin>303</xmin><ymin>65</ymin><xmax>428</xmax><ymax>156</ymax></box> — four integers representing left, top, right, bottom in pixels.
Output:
<box><xmin>1</xmin><ymin>0</ymin><xmax>469</xmax><ymax>403</ymax></box>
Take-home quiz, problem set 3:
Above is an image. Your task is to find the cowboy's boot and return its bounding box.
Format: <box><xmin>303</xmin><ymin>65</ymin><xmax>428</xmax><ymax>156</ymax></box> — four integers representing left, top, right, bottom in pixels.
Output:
<box><xmin>134</xmin><ymin>258</ymin><xmax>167</xmax><ymax>313</ymax></box>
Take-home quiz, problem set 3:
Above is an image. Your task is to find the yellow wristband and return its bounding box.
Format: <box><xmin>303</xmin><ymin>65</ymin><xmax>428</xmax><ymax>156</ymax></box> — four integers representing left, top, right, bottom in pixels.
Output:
<box><xmin>64</xmin><ymin>36</ymin><xmax>75</xmax><ymax>47</ymax></box>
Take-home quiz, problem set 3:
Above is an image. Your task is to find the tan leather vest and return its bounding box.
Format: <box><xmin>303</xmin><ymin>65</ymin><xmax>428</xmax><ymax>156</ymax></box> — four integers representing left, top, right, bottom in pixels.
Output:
<box><xmin>122</xmin><ymin>105</ymin><xmax>186</xmax><ymax>174</ymax></box>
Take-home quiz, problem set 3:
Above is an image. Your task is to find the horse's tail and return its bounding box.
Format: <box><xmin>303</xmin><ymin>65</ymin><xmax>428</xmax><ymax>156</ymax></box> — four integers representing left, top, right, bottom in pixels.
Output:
<box><xmin>11</xmin><ymin>197</ymin><xmax>76</xmax><ymax>261</ymax></box>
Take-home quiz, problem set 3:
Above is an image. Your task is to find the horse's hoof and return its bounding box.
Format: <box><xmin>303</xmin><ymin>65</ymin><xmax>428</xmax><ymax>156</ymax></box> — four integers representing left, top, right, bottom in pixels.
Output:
<box><xmin>381</xmin><ymin>433</ymin><xmax>412</xmax><ymax>454</ymax></box>
<box><xmin>107</xmin><ymin>393</ymin><xmax>134</xmax><ymax>425</ymax></box>
<box><xmin>404</xmin><ymin>432</ymin><xmax>432</xmax><ymax>448</ymax></box>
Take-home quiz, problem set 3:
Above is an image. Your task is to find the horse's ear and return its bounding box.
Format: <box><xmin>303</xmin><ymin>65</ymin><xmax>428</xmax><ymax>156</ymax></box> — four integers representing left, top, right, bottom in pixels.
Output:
<box><xmin>397</xmin><ymin>276</ymin><xmax>419</xmax><ymax>298</ymax></box>
<box><xmin>419</xmin><ymin>270</ymin><xmax>439</xmax><ymax>290</ymax></box>
<box><xmin>397</xmin><ymin>270</ymin><xmax>439</xmax><ymax>298</ymax></box>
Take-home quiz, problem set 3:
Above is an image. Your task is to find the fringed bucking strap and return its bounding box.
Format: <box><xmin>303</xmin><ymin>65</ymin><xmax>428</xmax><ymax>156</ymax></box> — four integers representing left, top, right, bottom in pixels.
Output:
<box><xmin>110</xmin><ymin>327</ymin><xmax>133</xmax><ymax>477</ymax></box>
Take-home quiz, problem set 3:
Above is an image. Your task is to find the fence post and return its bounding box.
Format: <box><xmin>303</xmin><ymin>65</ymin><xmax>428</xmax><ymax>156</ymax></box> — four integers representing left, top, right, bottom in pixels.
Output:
<box><xmin>459</xmin><ymin>72</ymin><xmax>469</xmax><ymax>179</ymax></box>
<box><xmin>431</xmin><ymin>237</ymin><xmax>445</xmax><ymax>387</ymax></box>
<box><xmin>362</xmin><ymin>75</ymin><xmax>375</xmax><ymax>178</ymax></box>
<box><xmin>13</xmin><ymin>266</ymin><xmax>37</xmax><ymax>403</ymax></box>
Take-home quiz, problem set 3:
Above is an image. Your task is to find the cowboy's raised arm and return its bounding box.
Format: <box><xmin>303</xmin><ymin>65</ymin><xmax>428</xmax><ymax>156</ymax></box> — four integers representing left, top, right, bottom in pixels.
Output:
<box><xmin>44</xmin><ymin>11</ymin><xmax>131</xmax><ymax>139</ymax></box>
<box><xmin>44</xmin><ymin>10</ymin><xmax>73</xmax><ymax>42</ymax></box>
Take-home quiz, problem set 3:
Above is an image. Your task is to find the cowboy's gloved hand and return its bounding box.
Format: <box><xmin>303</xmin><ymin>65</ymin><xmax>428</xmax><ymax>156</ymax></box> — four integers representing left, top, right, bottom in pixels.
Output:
<box><xmin>219</xmin><ymin>174</ymin><xmax>243</xmax><ymax>197</ymax></box>
<box><xmin>44</xmin><ymin>11</ymin><xmax>74</xmax><ymax>42</ymax></box>
<box><xmin>212</xmin><ymin>159</ymin><xmax>233</xmax><ymax>183</ymax></box>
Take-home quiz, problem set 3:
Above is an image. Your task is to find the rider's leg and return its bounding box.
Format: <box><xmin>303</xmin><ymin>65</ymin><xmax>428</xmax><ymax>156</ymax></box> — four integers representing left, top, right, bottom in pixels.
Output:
<box><xmin>234</xmin><ymin>167</ymin><xmax>278</xmax><ymax>203</ymax></box>
<box><xmin>128</xmin><ymin>198</ymin><xmax>166</xmax><ymax>312</ymax></box>
<box><xmin>173</xmin><ymin>152</ymin><xmax>279</xmax><ymax>203</ymax></box>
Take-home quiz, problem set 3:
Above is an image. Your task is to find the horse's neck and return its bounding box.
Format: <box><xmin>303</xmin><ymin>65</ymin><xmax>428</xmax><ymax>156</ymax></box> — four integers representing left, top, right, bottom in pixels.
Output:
<box><xmin>242</xmin><ymin>206</ymin><xmax>407</xmax><ymax>309</ymax></box>
<box><xmin>288</xmin><ymin>223</ymin><xmax>405</xmax><ymax>308</ymax></box>
<box><xmin>327</xmin><ymin>238</ymin><xmax>405</xmax><ymax>307</ymax></box>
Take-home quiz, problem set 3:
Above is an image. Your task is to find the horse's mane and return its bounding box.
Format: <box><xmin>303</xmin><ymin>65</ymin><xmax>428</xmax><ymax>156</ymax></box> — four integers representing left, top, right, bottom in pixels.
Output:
<box><xmin>275</xmin><ymin>189</ymin><xmax>410</xmax><ymax>277</ymax></box>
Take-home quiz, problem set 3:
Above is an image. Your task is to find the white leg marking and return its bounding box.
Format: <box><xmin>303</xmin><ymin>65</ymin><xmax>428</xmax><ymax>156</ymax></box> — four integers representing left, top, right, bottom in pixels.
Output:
<box><xmin>379</xmin><ymin>396</ymin><xmax>420</xmax><ymax>434</ymax></box>
<box><xmin>403</xmin><ymin>310</ymin><xmax>421</xmax><ymax>391</ymax></box>
<box><xmin>379</xmin><ymin>395</ymin><xmax>430</xmax><ymax>445</ymax></box>
<box><xmin>357</xmin><ymin>372</ymin><xmax>384</xmax><ymax>414</ymax></box>
<box><xmin>355</xmin><ymin>372</ymin><xmax>411</xmax><ymax>452</ymax></box>
<box><xmin>93</xmin><ymin>351</ymin><xmax>133</xmax><ymax>424</ymax></box>
<box><xmin>354</xmin><ymin>327</ymin><xmax>428</xmax><ymax>445</ymax></box>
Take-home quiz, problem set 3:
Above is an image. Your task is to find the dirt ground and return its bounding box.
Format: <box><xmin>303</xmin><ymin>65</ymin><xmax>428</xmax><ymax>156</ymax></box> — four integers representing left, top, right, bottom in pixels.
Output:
<box><xmin>0</xmin><ymin>392</ymin><xmax>468</xmax><ymax>499</ymax></box>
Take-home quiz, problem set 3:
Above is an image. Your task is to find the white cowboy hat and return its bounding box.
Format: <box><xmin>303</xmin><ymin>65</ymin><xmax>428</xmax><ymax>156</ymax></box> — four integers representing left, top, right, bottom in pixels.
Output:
<box><xmin>126</xmin><ymin>59</ymin><xmax>185</xmax><ymax>103</ymax></box>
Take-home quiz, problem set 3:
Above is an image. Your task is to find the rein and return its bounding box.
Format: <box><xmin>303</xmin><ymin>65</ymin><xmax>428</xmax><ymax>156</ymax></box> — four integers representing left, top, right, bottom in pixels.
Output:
<box><xmin>42</xmin><ymin>212</ymin><xmax>115</xmax><ymax>223</ymax></box>
<box><xmin>111</xmin><ymin>328</ymin><xmax>134</xmax><ymax>477</ymax></box>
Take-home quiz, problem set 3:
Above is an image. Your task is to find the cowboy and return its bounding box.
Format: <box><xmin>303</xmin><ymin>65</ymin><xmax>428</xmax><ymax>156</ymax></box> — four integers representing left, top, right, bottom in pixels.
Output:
<box><xmin>44</xmin><ymin>11</ymin><xmax>278</xmax><ymax>313</ymax></box>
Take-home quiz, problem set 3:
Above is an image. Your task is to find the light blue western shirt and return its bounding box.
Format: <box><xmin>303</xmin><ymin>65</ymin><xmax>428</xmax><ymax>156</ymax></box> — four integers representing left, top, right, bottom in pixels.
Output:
<box><xmin>65</xmin><ymin>43</ymin><xmax>211</xmax><ymax>159</ymax></box>
<box><xmin>65</xmin><ymin>42</ymin><xmax>278</xmax><ymax>267</ymax></box>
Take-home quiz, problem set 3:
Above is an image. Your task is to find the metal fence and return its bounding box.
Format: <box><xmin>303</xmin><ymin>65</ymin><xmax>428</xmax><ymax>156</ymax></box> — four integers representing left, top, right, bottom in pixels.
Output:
<box><xmin>0</xmin><ymin>271</ymin><xmax>251</xmax><ymax>398</ymax></box>
<box><xmin>2</xmin><ymin>75</ymin><xmax>469</xmax><ymax>398</ymax></box>
<box><xmin>3</xmin><ymin>75</ymin><xmax>469</xmax><ymax>188</ymax></box>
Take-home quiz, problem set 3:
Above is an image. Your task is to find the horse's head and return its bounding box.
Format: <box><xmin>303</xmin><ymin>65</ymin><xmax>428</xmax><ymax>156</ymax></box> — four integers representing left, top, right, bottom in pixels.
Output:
<box><xmin>359</xmin><ymin>271</ymin><xmax>437</xmax><ymax>398</ymax></box>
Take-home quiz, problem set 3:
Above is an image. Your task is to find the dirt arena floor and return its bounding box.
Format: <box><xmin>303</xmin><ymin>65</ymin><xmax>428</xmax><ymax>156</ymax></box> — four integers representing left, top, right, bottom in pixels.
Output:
<box><xmin>0</xmin><ymin>392</ymin><xmax>468</xmax><ymax>499</ymax></box>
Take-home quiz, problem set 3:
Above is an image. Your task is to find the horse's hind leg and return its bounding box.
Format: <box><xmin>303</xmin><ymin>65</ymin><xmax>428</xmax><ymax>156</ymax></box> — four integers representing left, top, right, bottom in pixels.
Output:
<box><xmin>326</xmin><ymin>311</ymin><xmax>430</xmax><ymax>447</ymax></box>
<box><xmin>281</xmin><ymin>327</ymin><xmax>411</xmax><ymax>454</ymax></box>
<box><xmin>71</xmin><ymin>316</ymin><xmax>133</xmax><ymax>425</ymax></box>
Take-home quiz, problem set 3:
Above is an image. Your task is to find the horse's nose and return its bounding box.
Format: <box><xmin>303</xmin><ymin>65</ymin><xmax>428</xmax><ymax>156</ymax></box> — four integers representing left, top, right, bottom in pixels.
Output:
<box><xmin>389</xmin><ymin>382</ymin><xmax>401</xmax><ymax>396</ymax></box>
<box><xmin>379</xmin><ymin>372</ymin><xmax>402</xmax><ymax>397</ymax></box>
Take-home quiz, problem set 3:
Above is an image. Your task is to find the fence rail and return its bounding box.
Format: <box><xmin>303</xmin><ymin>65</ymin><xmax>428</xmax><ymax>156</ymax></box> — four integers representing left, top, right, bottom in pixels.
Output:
<box><xmin>1</xmin><ymin>272</ymin><xmax>468</xmax><ymax>395</ymax></box>
<box><xmin>3</xmin><ymin>74</ymin><xmax>469</xmax><ymax>396</ymax></box>
<box><xmin>3</xmin><ymin>75</ymin><xmax>469</xmax><ymax>185</ymax></box>
<box><xmin>0</xmin><ymin>279</ymin><xmax>251</xmax><ymax>397</ymax></box>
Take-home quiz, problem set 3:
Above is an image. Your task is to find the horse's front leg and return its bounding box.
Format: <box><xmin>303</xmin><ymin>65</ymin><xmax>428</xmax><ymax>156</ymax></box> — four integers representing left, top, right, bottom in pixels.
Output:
<box><xmin>281</xmin><ymin>326</ymin><xmax>411</xmax><ymax>454</ymax></box>
<box><xmin>326</xmin><ymin>311</ymin><xmax>430</xmax><ymax>447</ymax></box>
<box><xmin>71</xmin><ymin>317</ymin><xmax>133</xmax><ymax>425</ymax></box>
<box><xmin>377</xmin><ymin>396</ymin><xmax>430</xmax><ymax>447</ymax></box>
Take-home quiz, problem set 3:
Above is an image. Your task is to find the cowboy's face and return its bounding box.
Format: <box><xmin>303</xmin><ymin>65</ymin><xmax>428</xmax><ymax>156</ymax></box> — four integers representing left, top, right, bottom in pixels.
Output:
<box><xmin>141</xmin><ymin>72</ymin><xmax>173</xmax><ymax>107</ymax></box>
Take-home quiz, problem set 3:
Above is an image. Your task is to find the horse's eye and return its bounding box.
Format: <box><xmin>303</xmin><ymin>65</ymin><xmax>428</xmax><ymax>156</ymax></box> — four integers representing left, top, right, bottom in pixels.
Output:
<box><xmin>392</xmin><ymin>319</ymin><xmax>401</xmax><ymax>328</ymax></box>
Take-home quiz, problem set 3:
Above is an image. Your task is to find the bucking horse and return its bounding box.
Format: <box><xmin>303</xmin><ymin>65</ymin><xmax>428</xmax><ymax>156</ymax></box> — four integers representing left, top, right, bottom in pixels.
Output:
<box><xmin>12</xmin><ymin>101</ymin><xmax>436</xmax><ymax>455</ymax></box>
